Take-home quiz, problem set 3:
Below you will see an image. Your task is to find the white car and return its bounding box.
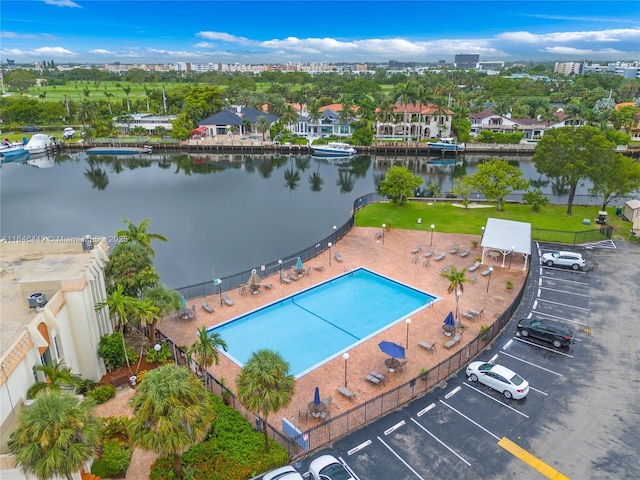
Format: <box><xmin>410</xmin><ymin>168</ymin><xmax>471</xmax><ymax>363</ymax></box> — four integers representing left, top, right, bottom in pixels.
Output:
<box><xmin>63</xmin><ymin>127</ymin><xmax>75</xmax><ymax>139</ymax></box>
<box><xmin>309</xmin><ymin>455</ymin><xmax>357</xmax><ymax>480</ymax></box>
<box><xmin>263</xmin><ymin>465</ymin><xmax>304</xmax><ymax>480</ymax></box>
<box><xmin>541</xmin><ymin>251</ymin><xmax>585</xmax><ymax>270</ymax></box>
<box><xmin>466</xmin><ymin>362</ymin><xmax>529</xmax><ymax>399</ymax></box>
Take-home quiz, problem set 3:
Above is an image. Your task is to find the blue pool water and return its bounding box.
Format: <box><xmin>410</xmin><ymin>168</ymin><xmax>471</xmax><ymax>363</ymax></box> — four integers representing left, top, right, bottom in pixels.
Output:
<box><xmin>208</xmin><ymin>268</ymin><xmax>439</xmax><ymax>378</ymax></box>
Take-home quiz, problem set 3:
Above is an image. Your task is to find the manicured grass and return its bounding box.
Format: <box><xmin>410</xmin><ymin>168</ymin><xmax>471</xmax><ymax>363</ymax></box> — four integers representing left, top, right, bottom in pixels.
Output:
<box><xmin>355</xmin><ymin>201</ymin><xmax>634</xmax><ymax>239</ymax></box>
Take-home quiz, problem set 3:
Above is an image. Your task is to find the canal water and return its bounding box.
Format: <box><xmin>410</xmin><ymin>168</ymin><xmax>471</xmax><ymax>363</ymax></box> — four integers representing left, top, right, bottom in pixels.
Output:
<box><xmin>0</xmin><ymin>150</ymin><xmax>593</xmax><ymax>289</ymax></box>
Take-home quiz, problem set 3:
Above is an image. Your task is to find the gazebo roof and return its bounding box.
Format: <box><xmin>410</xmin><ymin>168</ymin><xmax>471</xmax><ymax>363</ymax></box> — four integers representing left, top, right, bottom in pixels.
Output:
<box><xmin>481</xmin><ymin>218</ymin><xmax>531</xmax><ymax>255</ymax></box>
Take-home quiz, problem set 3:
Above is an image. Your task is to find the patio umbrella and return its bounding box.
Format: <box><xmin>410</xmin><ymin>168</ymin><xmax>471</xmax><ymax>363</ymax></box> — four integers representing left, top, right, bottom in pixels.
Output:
<box><xmin>442</xmin><ymin>311</ymin><xmax>456</xmax><ymax>334</ymax></box>
<box><xmin>378</xmin><ymin>341</ymin><xmax>406</xmax><ymax>360</ymax></box>
<box><xmin>180</xmin><ymin>295</ymin><xmax>187</xmax><ymax>310</ymax></box>
<box><xmin>313</xmin><ymin>386</ymin><xmax>321</xmax><ymax>406</ymax></box>
<box><xmin>295</xmin><ymin>257</ymin><xmax>304</xmax><ymax>274</ymax></box>
<box><xmin>248</xmin><ymin>269</ymin><xmax>261</xmax><ymax>293</ymax></box>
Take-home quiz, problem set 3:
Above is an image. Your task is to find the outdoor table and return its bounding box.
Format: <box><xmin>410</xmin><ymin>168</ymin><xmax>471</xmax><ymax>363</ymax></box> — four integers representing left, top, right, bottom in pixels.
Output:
<box><xmin>308</xmin><ymin>401</ymin><xmax>326</xmax><ymax>417</ymax></box>
<box><xmin>385</xmin><ymin>358</ymin><xmax>401</xmax><ymax>372</ymax></box>
<box><xmin>487</xmin><ymin>251</ymin><xmax>500</xmax><ymax>261</ymax></box>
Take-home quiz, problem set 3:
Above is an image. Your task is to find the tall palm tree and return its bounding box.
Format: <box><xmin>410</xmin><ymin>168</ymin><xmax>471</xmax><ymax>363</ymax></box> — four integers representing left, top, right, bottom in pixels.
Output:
<box><xmin>27</xmin><ymin>360</ymin><xmax>83</xmax><ymax>399</ymax></box>
<box><xmin>77</xmin><ymin>100</ymin><xmax>97</xmax><ymax>132</ymax></box>
<box><xmin>267</xmin><ymin>95</ymin><xmax>287</xmax><ymax>117</ymax></box>
<box><xmin>133</xmin><ymin>297</ymin><xmax>160</xmax><ymax>343</ymax></box>
<box><xmin>95</xmin><ymin>284</ymin><xmax>138</xmax><ymax>371</ymax></box>
<box><xmin>116</xmin><ymin>217</ymin><xmax>167</xmax><ymax>258</ymax></box>
<box><xmin>256</xmin><ymin>115</ymin><xmax>271</xmax><ymax>141</ymax></box>
<box><xmin>103</xmin><ymin>91</ymin><xmax>114</xmax><ymax>115</ymax></box>
<box><xmin>188</xmin><ymin>326</ymin><xmax>227</xmax><ymax>383</ymax></box>
<box><xmin>393</xmin><ymin>80</ymin><xmax>416</xmax><ymax>142</ymax></box>
<box><xmin>121</xmin><ymin>85</ymin><xmax>131</xmax><ymax>111</ymax></box>
<box><xmin>143</xmin><ymin>284</ymin><xmax>182</xmax><ymax>344</ymax></box>
<box><xmin>8</xmin><ymin>391</ymin><xmax>100</xmax><ymax>480</ymax></box>
<box><xmin>129</xmin><ymin>364</ymin><xmax>215</xmax><ymax>478</ymax></box>
<box><xmin>236</xmin><ymin>349</ymin><xmax>296</xmax><ymax>452</ymax></box>
<box><xmin>440</xmin><ymin>266</ymin><xmax>470</xmax><ymax>328</ymax></box>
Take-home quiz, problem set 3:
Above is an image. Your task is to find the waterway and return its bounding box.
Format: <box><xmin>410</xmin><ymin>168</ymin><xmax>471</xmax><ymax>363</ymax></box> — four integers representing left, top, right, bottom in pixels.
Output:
<box><xmin>0</xmin><ymin>150</ymin><xmax>595</xmax><ymax>289</ymax></box>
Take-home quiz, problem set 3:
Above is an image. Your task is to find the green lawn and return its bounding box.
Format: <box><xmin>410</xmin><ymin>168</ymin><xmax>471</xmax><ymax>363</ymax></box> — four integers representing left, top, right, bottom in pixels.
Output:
<box><xmin>27</xmin><ymin>81</ymin><xmax>176</xmax><ymax>103</ymax></box>
<box><xmin>354</xmin><ymin>201</ymin><xmax>635</xmax><ymax>240</ymax></box>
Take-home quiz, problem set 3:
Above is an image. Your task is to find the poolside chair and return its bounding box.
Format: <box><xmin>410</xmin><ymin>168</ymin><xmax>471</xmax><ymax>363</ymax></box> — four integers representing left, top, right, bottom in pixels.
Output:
<box><xmin>240</xmin><ymin>285</ymin><xmax>247</xmax><ymax>295</ymax></box>
<box><xmin>481</xmin><ymin>267</ymin><xmax>492</xmax><ymax>276</ymax></box>
<box><xmin>313</xmin><ymin>265</ymin><xmax>325</xmax><ymax>272</ymax></box>
<box><xmin>221</xmin><ymin>292</ymin><xmax>234</xmax><ymax>307</ymax></box>
<box><xmin>365</xmin><ymin>374</ymin><xmax>382</xmax><ymax>385</ymax></box>
<box><xmin>442</xmin><ymin>264</ymin><xmax>452</xmax><ymax>274</ymax></box>
<box><xmin>411</xmin><ymin>244</ymin><xmax>422</xmax><ymax>254</ymax></box>
<box><xmin>322</xmin><ymin>396</ymin><xmax>333</xmax><ymax>408</ymax></box>
<box><xmin>201</xmin><ymin>302</ymin><xmax>214</xmax><ymax>314</ymax></box>
<box><xmin>319</xmin><ymin>410</ymin><xmax>330</xmax><ymax>420</ymax></box>
<box><xmin>462</xmin><ymin>311</ymin><xmax>475</xmax><ymax>320</ymax></box>
<box><xmin>423</xmin><ymin>259</ymin><xmax>431</xmax><ymax>268</ymax></box>
<box><xmin>448</xmin><ymin>245</ymin><xmax>459</xmax><ymax>255</ymax></box>
<box><xmin>418</xmin><ymin>341</ymin><xmax>436</xmax><ymax>353</ymax></box>
<box><xmin>287</xmin><ymin>268</ymin><xmax>299</xmax><ymax>281</ymax></box>
<box><xmin>396</xmin><ymin>360</ymin><xmax>408</xmax><ymax>372</ymax></box>
<box><xmin>468</xmin><ymin>261</ymin><xmax>481</xmax><ymax>272</ymax></box>
<box><xmin>423</xmin><ymin>246</ymin><xmax>435</xmax><ymax>258</ymax></box>
<box><xmin>412</xmin><ymin>255</ymin><xmax>419</xmax><ymax>264</ymax></box>
<box><xmin>444</xmin><ymin>333</ymin><xmax>462</xmax><ymax>349</ymax></box>
<box><xmin>334</xmin><ymin>251</ymin><xmax>343</xmax><ymax>262</ymax></box>
<box><xmin>280</xmin><ymin>272</ymin><xmax>291</xmax><ymax>284</ymax></box>
<box><xmin>337</xmin><ymin>386</ymin><xmax>356</xmax><ymax>400</ymax></box>
<box><xmin>298</xmin><ymin>410</ymin><xmax>308</xmax><ymax>423</ymax></box>
<box><xmin>469</xmin><ymin>274</ymin><xmax>477</xmax><ymax>284</ymax></box>
<box><xmin>459</xmin><ymin>248</ymin><xmax>471</xmax><ymax>258</ymax></box>
<box><xmin>370</xmin><ymin>371</ymin><xmax>386</xmax><ymax>384</ymax></box>
<box><xmin>263</xmin><ymin>282</ymin><xmax>273</xmax><ymax>290</ymax></box>
<box><xmin>468</xmin><ymin>308</ymin><xmax>484</xmax><ymax>317</ymax></box>
<box><xmin>435</xmin><ymin>252</ymin><xmax>446</xmax><ymax>261</ymax></box>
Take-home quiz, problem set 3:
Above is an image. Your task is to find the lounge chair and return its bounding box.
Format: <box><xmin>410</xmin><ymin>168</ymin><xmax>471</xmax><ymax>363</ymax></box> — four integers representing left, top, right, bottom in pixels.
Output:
<box><xmin>412</xmin><ymin>255</ymin><xmax>419</xmax><ymax>264</ymax></box>
<box><xmin>313</xmin><ymin>265</ymin><xmax>325</xmax><ymax>272</ymax></box>
<box><xmin>444</xmin><ymin>333</ymin><xmax>462</xmax><ymax>349</ymax></box>
<box><xmin>449</xmin><ymin>244</ymin><xmax>460</xmax><ymax>255</ymax></box>
<box><xmin>469</xmin><ymin>274</ymin><xmax>477</xmax><ymax>284</ymax></box>
<box><xmin>263</xmin><ymin>282</ymin><xmax>273</xmax><ymax>290</ymax></box>
<box><xmin>201</xmin><ymin>302</ymin><xmax>214</xmax><ymax>314</ymax></box>
<box><xmin>221</xmin><ymin>292</ymin><xmax>234</xmax><ymax>307</ymax></box>
<box><xmin>423</xmin><ymin>259</ymin><xmax>431</xmax><ymax>268</ymax></box>
<box><xmin>423</xmin><ymin>247</ymin><xmax>435</xmax><ymax>258</ymax></box>
<box><xmin>468</xmin><ymin>308</ymin><xmax>484</xmax><ymax>317</ymax></box>
<box><xmin>481</xmin><ymin>267</ymin><xmax>492</xmax><ymax>276</ymax></box>
<box><xmin>459</xmin><ymin>248</ymin><xmax>471</xmax><ymax>258</ymax></box>
<box><xmin>468</xmin><ymin>261</ymin><xmax>481</xmax><ymax>272</ymax></box>
<box><xmin>435</xmin><ymin>252</ymin><xmax>446</xmax><ymax>261</ymax></box>
<box><xmin>411</xmin><ymin>244</ymin><xmax>422</xmax><ymax>254</ymax></box>
<box><xmin>280</xmin><ymin>272</ymin><xmax>291</xmax><ymax>284</ymax></box>
<box><xmin>418</xmin><ymin>341</ymin><xmax>436</xmax><ymax>353</ymax></box>
<box><xmin>365</xmin><ymin>374</ymin><xmax>381</xmax><ymax>385</ymax></box>
<box><xmin>396</xmin><ymin>360</ymin><xmax>408</xmax><ymax>372</ymax></box>
<box><xmin>442</xmin><ymin>264</ymin><xmax>451</xmax><ymax>274</ymax></box>
<box><xmin>287</xmin><ymin>269</ymin><xmax>299</xmax><ymax>281</ymax></box>
<box><xmin>337</xmin><ymin>386</ymin><xmax>356</xmax><ymax>400</ymax></box>
<box><xmin>334</xmin><ymin>251</ymin><xmax>343</xmax><ymax>262</ymax></box>
<box><xmin>462</xmin><ymin>311</ymin><xmax>475</xmax><ymax>320</ymax></box>
<box><xmin>370</xmin><ymin>371</ymin><xmax>386</xmax><ymax>384</ymax></box>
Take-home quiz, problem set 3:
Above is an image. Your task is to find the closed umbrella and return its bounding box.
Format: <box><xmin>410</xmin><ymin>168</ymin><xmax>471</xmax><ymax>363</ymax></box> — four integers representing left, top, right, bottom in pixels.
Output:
<box><xmin>248</xmin><ymin>269</ymin><xmax>261</xmax><ymax>293</ymax></box>
<box><xmin>378</xmin><ymin>341</ymin><xmax>406</xmax><ymax>360</ymax></box>
<box><xmin>442</xmin><ymin>311</ymin><xmax>456</xmax><ymax>335</ymax></box>
<box><xmin>313</xmin><ymin>386</ymin><xmax>321</xmax><ymax>406</ymax></box>
<box><xmin>295</xmin><ymin>257</ymin><xmax>304</xmax><ymax>274</ymax></box>
<box><xmin>180</xmin><ymin>295</ymin><xmax>187</xmax><ymax>310</ymax></box>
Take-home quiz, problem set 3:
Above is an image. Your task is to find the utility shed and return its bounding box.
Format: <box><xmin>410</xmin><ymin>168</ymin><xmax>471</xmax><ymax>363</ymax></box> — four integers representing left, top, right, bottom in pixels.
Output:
<box><xmin>623</xmin><ymin>199</ymin><xmax>640</xmax><ymax>223</ymax></box>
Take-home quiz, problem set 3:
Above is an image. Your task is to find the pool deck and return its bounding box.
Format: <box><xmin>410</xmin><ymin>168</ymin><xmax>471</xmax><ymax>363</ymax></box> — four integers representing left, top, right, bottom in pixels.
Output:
<box><xmin>97</xmin><ymin>226</ymin><xmax>525</xmax><ymax>478</ymax></box>
<box><xmin>159</xmin><ymin>226</ymin><xmax>525</xmax><ymax>431</ymax></box>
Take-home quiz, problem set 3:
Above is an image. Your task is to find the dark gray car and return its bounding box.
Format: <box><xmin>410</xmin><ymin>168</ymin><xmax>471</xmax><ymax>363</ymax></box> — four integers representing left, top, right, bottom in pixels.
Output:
<box><xmin>516</xmin><ymin>318</ymin><xmax>575</xmax><ymax>347</ymax></box>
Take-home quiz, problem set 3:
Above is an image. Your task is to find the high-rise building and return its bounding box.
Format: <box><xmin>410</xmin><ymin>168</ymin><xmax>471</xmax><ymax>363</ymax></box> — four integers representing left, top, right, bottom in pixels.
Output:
<box><xmin>454</xmin><ymin>54</ymin><xmax>480</xmax><ymax>69</ymax></box>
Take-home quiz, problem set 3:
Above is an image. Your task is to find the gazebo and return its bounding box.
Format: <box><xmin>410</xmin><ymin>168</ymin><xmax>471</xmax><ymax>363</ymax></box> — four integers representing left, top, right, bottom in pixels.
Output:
<box><xmin>481</xmin><ymin>218</ymin><xmax>531</xmax><ymax>270</ymax></box>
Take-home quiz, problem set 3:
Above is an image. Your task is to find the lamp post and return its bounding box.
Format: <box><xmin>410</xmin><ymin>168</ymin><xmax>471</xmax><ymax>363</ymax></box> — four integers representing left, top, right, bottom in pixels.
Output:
<box><xmin>343</xmin><ymin>352</ymin><xmax>349</xmax><ymax>387</ymax></box>
<box><xmin>382</xmin><ymin>224</ymin><xmax>386</xmax><ymax>245</ymax></box>
<box><xmin>405</xmin><ymin>318</ymin><xmax>411</xmax><ymax>350</ymax></box>
<box><xmin>333</xmin><ymin>225</ymin><xmax>337</xmax><ymax>243</ymax></box>
<box><xmin>486</xmin><ymin>266</ymin><xmax>493</xmax><ymax>292</ymax></box>
<box><xmin>508</xmin><ymin>246</ymin><xmax>515</xmax><ymax>269</ymax></box>
<box><xmin>155</xmin><ymin>339</ymin><xmax>177</xmax><ymax>365</ymax></box>
<box><xmin>328</xmin><ymin>242</ymin><xmax>333</xmax><ymax>266</ymax></box>
<box><xmin>278</xmin><ymin>259</ymin><xmax>283</xmax><ymax>277</ymax></box>
<box><xmin>481</xmin><ymin>226</ymin><xmax>485</xmax><ymax>240</ymax></box>
<box><xmin>430</xmin><ymin>224</ymin><xmax>435</xmax><ymax>246</ymax></box>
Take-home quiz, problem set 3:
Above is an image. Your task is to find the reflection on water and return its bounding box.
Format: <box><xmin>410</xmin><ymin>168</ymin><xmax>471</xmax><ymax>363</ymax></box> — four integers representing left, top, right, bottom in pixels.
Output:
<box><xmin>0</xmin><ymin>150</ymin><xmax>590</xmax><ymax>289</ymax></box>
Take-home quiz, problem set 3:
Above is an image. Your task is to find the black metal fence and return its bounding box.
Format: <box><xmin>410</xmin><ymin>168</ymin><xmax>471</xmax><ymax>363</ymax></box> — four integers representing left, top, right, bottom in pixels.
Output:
<box><xmin>532</xmin><ymin>225</ymin><xmax>613</xmax><ymax>244</ymax></box>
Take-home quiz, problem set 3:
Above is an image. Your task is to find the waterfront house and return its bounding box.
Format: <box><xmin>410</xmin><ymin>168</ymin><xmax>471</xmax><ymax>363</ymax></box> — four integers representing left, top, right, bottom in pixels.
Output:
<box><xmin>374</xmin><ymin>103</ymin><xmax>454</xmax><ymax>141</ymax></box>
<box><xmin>197</xmin><ymin>106</ymin><xmax>279</xmax><ymax>138</ymax></box>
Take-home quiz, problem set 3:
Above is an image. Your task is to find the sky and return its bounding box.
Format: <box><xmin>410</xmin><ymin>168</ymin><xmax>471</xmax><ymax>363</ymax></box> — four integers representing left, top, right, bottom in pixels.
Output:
<box><xmin>1</xmin><ymin>0</ymin><xmax>639</xmax><ymax>65</ymax></box>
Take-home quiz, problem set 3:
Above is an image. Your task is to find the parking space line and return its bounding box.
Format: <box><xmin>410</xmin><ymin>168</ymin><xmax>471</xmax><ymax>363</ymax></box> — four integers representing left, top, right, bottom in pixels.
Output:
<box><xmin>536</xmin><ymin>297</ymin><xmax>589</xmax><ymax>312</ymax></box>
<box><xmin>338</xmin><ymin>457</ymin><xmax>362</xmax><ymax>480</ymax></box>
<box><xmin>377</xmin><ymin>436</ymin><xmax>427</xmax><ymax>479</ymax></box>
<box><xmin>498</xmin><ymin>351</ymin><xmax>563</xmax><ymax>376</ymax></box>
<box><xmin>540</xmin><ymin>265</ymin><xmax>587</xmax><ymax>275</ymax></box>
<box><xmin>513</xmin><ymin>337</ymin><xmax>574</xmax><ymax>358</ymax></box>
<box><xmin>539</xmin><ymin>285</ymin><xmax>589</xmax><ymax>297</ymax></box>
<box><xmin>409</xmin><ymin>418</ymin><xmax>471</xmax><ymax>467</ymax></box>
<box><xmin>439</xmin><ymin>400</ymin><xmax>500</xmax><ymax>440</ymax></box>
<box><xmin>462</xmin><ymin>383</ymin><xmax>529</xmax><ymax>418</ymax></box>
<box><xmin>540</xmin><ymin>275</ymin><xmax>588</xmax><ymax>286</ymax></box>
<box><xmin>529</xmin><ymin>386</ymin><xmax>548</xmax><ymax>396</ymax></box>
<box><xmin>530</xmin><ymin>309</ymin><xmax>589</xmax><ymax>327</ymax></box>
<box><xmin>347</xmin><ymin>440</ymin><xmax>372</xmax><ymax>456</ymax></box>
<box><xmin>498</xmin><ymin>437</ymin><xmax>570</xmax><ymax>480</ymax></box>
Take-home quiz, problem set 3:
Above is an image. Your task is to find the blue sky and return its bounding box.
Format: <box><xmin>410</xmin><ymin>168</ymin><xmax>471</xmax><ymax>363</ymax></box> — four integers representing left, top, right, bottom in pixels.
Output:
<box><xmin>1</xmin><ymin>1</ymin><xmax>639</xmax><ymax>64</ymax></box>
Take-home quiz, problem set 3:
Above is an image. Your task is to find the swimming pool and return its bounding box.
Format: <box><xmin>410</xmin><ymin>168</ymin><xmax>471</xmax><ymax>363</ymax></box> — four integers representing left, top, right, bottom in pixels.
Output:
<box><xmin>208</xmin><ymin>267</ymin><xmax>439</xmax><ymax>378</ymax></box>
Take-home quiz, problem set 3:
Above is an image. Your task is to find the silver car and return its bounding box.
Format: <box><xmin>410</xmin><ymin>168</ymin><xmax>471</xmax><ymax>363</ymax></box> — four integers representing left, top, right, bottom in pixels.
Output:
<box><xmin>541</xmin><ymin>251</ymin><xmax>585</xmax><ymax>270</ymax></box>
<box><xmin>466</xmin><ymin>361</ymin><xmax>530</xmax><ymax>399</ymax></box>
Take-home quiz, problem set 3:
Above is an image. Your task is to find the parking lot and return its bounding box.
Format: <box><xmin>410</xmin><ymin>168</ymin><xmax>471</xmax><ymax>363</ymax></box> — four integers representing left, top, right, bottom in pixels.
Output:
<box><xmin>291</xmin><ymin>241</ymin><xmax>640</xmax><ymax>480</ymax></box>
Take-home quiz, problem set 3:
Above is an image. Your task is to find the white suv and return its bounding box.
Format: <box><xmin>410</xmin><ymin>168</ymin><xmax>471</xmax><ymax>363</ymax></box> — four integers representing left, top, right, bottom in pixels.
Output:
<box><xmin>541</xmin><ymin>251</ymin><xmax>585</xmax><ymax>270</ymax></box>
<box><xmin>63</xmin><ymin>127</ymin><xmax>75</xmax><ymax>139</ymax></box>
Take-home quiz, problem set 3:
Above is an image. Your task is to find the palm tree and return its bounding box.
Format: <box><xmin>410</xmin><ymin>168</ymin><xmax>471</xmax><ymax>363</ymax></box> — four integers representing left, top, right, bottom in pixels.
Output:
<box><xmin>95</xmin><ymin>284</ymin><xmax>137</xmax><ymax>371</ymax></box>
<box><xmin>8</xmin><ymin>391</ymin><xmax>100</xmax><ymax>480</ymax></box>
<box><xmin>440</xmin><ymin>266</ymin><xmax>470</xmax><ymax>328</ymax></box>
<box><xmin>129</xmin><ymin>364</ymin><xmax>215</xmax><ymax>478</ymax></box>
<box><xmin>116</xmin><ymin>217</ymin><xmax>167</xmax><ymax>258</ymax></box>
<box><xmin>236</xmin><ymin>349</ymin><xmax>296</xmax><ymax>452</ymax></box>
<box><xmin>77</xmin><ymin>100</ymin><xmax>97</xmax><ymax>132</ymax></box>
<box><xmin>121</xmin><ymin>85</ymin><xmax>131</xmax><ymax>111</ymax></box>
<box><xmin>256</xmin><ymin>115</ymin><xmax>271</xmax><ymax>141</ymax></box>
<box><xmin>103</xmin><ymin>91</ymin><xmax>114</xmax><ymax>115</ymax></box>
<box><xmin>27</xmin><ymin>360</ymin><xmax>83</xmax><ymax>399</ymax></box>
<box><xmin>267</xmin><ymin>95</ymin><xmax>287</xmax><ymax>117</ymax></box>
<box><xmin>393</xmin><ymin>81</ymin><xmax>416</xmax><ymax>142</ymax></box>
<box><xmin>188</xmin><ymin>326</ymin><xmax>227</xmax><ymax>382</ymax></box>
<box><xmin>279</xmin><ymin>104</ymin><xmax>299</xmax><ymax>131</ymax></box>
<box><xmin>133</xmin><ymin>297</ymin><xmax>160</xmax><ymax>342</ymax></box>
<box><xmin>143</xmin><ymin>284</ymin><xmax>182</xmax><ymax>344</ymax></box>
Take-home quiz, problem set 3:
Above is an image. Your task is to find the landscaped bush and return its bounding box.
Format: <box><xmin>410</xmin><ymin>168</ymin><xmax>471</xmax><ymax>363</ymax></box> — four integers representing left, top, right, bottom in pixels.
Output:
<box><xmin>98</xmin><ymin>332</ymin><xmax>139</xmax><ymax>370</ymax></box>
<box><xmin>91</xmin><ymin>439</ymin><xmax>132</xmax><ymax>478</ymax></box>
<box><xmin>149</xmin><ymin>394</ymin><xmax>289</xmax><ymax>480</ymax></box>
<box><xmin>87</xmin><ymin>385</ymin><xmax>116</xmax><ymax>404</ymax></box>
<box><xmin>101</xmin><ymin>416</ymin><xmax>130</xmax><ymax>442</ymax></box>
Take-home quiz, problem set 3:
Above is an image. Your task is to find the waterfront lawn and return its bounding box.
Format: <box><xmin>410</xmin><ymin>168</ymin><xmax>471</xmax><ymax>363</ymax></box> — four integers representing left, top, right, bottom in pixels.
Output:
<box><xmin>355</xmin><ymin>201</ymin><xmax>632</xmax><ymax>238</ymax></box>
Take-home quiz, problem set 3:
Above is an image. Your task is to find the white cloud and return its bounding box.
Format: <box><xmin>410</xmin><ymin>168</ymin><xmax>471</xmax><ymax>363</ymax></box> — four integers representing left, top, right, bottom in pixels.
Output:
<box><xmin>542</xmin><ymin>46</ymin><xmax>625</xmax><ymax>55</ymax></box>
<box><xmin>196</xmin><ymin>32</ymin><xmax>256</xmax><ymax>47</ymax></box>
<box><xmin>43</xmin><ymin>0</ymin><xmax>81</xmax><ymax>8</ymax></box>
<box><xmin>90</xmin><ymin>49</ymin><xmax>114</xmax><ymax>55</ymax></box>
<box><xmin>193</xmin><ymin>42</ymin><xmax>215</xmax><ymax>48</ymax></box>
<box><xmin>33</xmin><ymin>46</ymin><xmax>77</xmax><ymax>56</ymax></box>
<box><xmin>0</xmin><ymin>31</ymin><xmax>56</xmax><ymax>40</ymax></box>
<box><xmin>498</xmin><ymin>28</ymin><xmax>640</xmax><ymax>44</ymax></box>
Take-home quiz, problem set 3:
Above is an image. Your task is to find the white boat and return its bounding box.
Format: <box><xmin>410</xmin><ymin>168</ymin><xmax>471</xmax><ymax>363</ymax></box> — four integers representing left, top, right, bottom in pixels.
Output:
<box><xmin>24</xmin><ymin>134</ymin><xmax>56</xmax><ymax>155</ymax></box>
<box><xmin>311</xmin><ymin>142</ymin><xmax>356</xmax><ymax>157</ymax></box>
<box><xmin>427</xmin><ymin>138</ymin><xmax>465</xmax><ymax>152</ymax></box>
<box><xmin>0</xmin><ymin>142</ymin><xmax>29</xmax><ymax>160</ymax></box>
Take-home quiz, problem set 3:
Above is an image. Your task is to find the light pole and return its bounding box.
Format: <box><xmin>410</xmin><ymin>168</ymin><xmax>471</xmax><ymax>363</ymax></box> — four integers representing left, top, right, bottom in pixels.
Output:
<box><xmin>405</xmin><ymin>318</ymin><xmax>411</xmax><ymax>350</ymax></box>
<box><xmin>430</xmin><ymin>224</ymin><xmax>435</xmax><ymax>246</ymax></box>
<box><xmin>486</xmin><ymin>266</ymin><xmax>493</xmax><ymax>292</ymax></box>
<box><xmin>508</xmin><ymin>246</ymin><xmax>515</xmax><ymax>269</ymax></box>
<box><xmin>155</xmin><ymin>339</ymin><xmax>177</xmax><ymax>365</ymax></box>
<box><xmin>382</xmin><ymin>224</ymin><xmax>386</xmax><ymax>245</ymax></box>
<box><xmin>481</xmin><ymin>226</ymin><xmax>485</xmax><ymax>240</ymax></box>
<box><xmin>328</xmin><ymin>242</ymin><xmax>333</xmax><ymax>266</ymax></box>
<box><xmin>343</xmin><ymin>352</ymin><xmax>349</xmax><ymax>387</ymax></box>
<box><xmin>333</xmin><ymin>225</ymin><xmax>337</xmax><ymax>243</ymax></box>
<box><xmin>278</xmin><ymin>259</ymin><xmax>283</xmax><ymax>278</ymax></box>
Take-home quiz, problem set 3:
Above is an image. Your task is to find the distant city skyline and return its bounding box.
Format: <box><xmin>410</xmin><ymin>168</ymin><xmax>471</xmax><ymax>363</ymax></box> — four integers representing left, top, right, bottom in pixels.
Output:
<box><xmin>1</xmin><ymin>1</ymin><xmax>639</xmax><ymax>65</ymax></box>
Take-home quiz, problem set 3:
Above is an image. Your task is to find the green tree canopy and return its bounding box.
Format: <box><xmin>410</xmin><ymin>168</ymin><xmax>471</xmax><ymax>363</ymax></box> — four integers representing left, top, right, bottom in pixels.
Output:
<box><xmin>379</xmin><ymin>165</ymin><xmax>424</xmax><ymax>205</ymax></box>
<box><xmin>467</xmin><ymin>159</ymin><xmax>530</xmax><ymax>211</ymax></box>
<box><xmin>105</xmin><ymin>241</ymin><xmax>159</xmax><ymax>297</ymax></box>
<box><xmin>129</xmin><ymin>364</ymin><xmax>215</xmax><ymax>478</ymax></box>
<box><xmin>588</xmin><ymin>152</ymin><xmax>640</xmax><ymax>210</ymax></box>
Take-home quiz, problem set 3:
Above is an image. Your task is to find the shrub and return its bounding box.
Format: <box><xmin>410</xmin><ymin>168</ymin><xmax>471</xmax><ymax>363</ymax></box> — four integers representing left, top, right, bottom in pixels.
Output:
<box><xmin>98</xmin><ymin>332</ymin><xmax>131</xmax><ymax>370</ymax></box>
<box><xmin>91</xmin><ymin>439</ymin><xmax>132</xmax><ymax>478</ymax></box>
<box><xmin>87</xmin><ymin>385</ymin><xmax>116</xmax><ymax>404</ymax></box>
<box><xmin>101</xmin><ymin>416</ymin><xmax>130</xmax><ymax>442</ymax></box>
<box><xmin>145</xmin><ymin>344</ymin><xmax>173</xmax><ymax>364</ymax></box>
